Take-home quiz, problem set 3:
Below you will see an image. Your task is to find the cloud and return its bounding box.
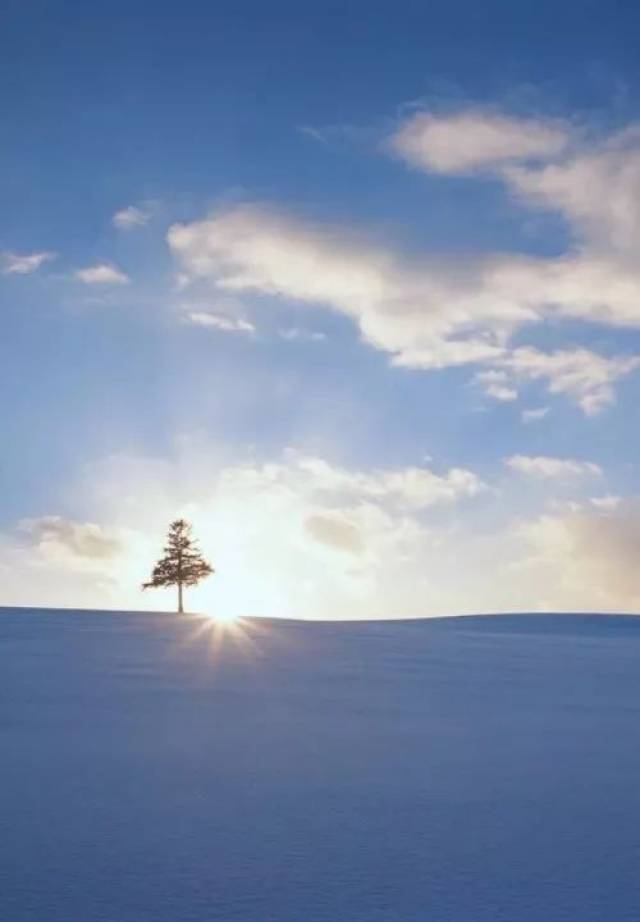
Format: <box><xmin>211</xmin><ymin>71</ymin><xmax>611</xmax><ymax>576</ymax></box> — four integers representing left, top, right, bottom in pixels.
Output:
<box><xmin>501</xmin><ymin>347</ymin><xmax>640</xmax><ymax>415</ymax></box>
<box><xmin>168</xmin><ymin>204</ymin><xmax>532</xmax><ymax>371</ymax></box>
<box><xmin>387</xmin><ymin>111</ymin><xmax>640</xmax><ymax>411</ymax></box>
<box><xmin>184</xmin><ymin>310</ymin><xmax>255</xmax><ymax>333</ymax></box>
<box><xmin>505</xmin><ymin>455</ymin><xmax>602</xmax><ymax>479</ymax></box>
<box><xmin>1</xmin><ymin>250</ymin><xmax>56</xmax><ymax>275</ymax></box>
<box><xmin>20</xmin><ymin>516</ymin><xmax>123</xmax><ymax>567</ymax></box>
<box><xmin>76</xmin><ymin>449</ymin><xmax>640</xmax><ymax>616</ymax></box>
<box><xmin>521</xmin><ymin>407</ymin><xmax>549</xmax><ymax>424</ymax></box>
<box><xmin>279</xmin><ymin>327</ymin><xmax>327</xmax><ymax>342</ymax></box>
<box><xmin>474</xmin><ymin>369</ymin><xmax>518</xmax><ymax>402</ymax></box>
<box><xmin>298</xmin><ymin>125</ymin><xmax>331</xmax><ymax>145</ymax></box>
<box><xmin>270</xmin><ymin>452</ymin><xmax>486</xmax><ymax>510</ymax></box>
<box><xmin>517</xmin><ymin>500</ymin><xmax>640</xmax><ymax>610</ymax></box>
<box><xmin>74</xmin><ymin>263</ymin><xmax>130</xmax><ymax>285</ymax></box>
<box><xmin>305</xmin><ymin>513</ymin><xmax>364</xmax><ymax>554</ymax></box>
<box><xmin>167</xmin><ymin>203</ymin><xmax>640</xmax><ymax>413</ymax></box>
<box><xmin>467</xmin><ymin>252</ymin><xmax>640</xmax><ymax>338</ymax></box>
<box><xmin>112</xmin><ymin>204</ymin><xmax>152</xmax><ymax>230</ymax></box>
<box><xmin>15</xmin><ymin>447</ymin><xmax>482</xmax><ymax>618</ymax></box>
<box><xmin>0</xmin><ymin>515</ymin><xmax>138</xmax><ymax>609</ymax></box>
<box><xmin>503</xmin><ymin>131</ymin><xmax>640</xmax><ymax>258</ymax></box>
<box><xmin>162</xmin><ymin>111</ymin><xmax>640</xmax><ymax>416</ymax></box>
<box><xmin>590</xmin><ymin>495</ymin><xmax>621</xmax><ymax>511</ymax></box>
<box><xmin>402</xmin><ymin>117</ymin><xmax>640</xmax><ymax>331</ymax></box>
<box><xmin>390</xmin><ymin>110</ymin><xmax>569</xmax><ymax>174</ymax></box>
<box><xmin>4</xmin><ymin>444</ymin><xmax>640</xmax><ymax>617</ymax></box>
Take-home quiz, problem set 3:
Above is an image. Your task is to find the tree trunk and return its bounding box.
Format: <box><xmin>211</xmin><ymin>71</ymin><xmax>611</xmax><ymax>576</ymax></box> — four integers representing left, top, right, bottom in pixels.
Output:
<box><xmin>178</xmin><ymin>581</ymin><xmax>184</xmax><ymax>615</ymax></box>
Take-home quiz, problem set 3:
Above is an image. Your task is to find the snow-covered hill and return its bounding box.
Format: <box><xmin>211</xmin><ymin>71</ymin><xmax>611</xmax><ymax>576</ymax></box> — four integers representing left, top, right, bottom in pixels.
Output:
<box><xmin>2</xmin><ymin>609</ymin><xmax>640</xmax><ymax>921</ymax></box>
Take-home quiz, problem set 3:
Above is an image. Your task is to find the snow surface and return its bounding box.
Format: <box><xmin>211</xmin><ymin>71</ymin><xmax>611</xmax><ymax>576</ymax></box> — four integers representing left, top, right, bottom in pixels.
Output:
<box><xmin>2</xmin><ymin>608</ymin><xmax>640</xmax><ymax>921</ymax></box>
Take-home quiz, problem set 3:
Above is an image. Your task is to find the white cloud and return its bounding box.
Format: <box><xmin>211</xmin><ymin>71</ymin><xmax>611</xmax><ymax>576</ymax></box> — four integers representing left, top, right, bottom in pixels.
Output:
<box><xmin>305</xmin><ymin>513</ymin><xmax>364</xmax><ymax>554</ymax></box>
<box><xmin>389</xmin><ymin>112</ymin><xmax>640</xmax><ymax>412</ymax></box>
<box><xmin>1</xmin><ymin>250</ymin><xmax>56</xmax><ymax>275</ymax></box>
<box><xmin>474</xmin><ymin>369</ymin><xmax>518</xmax><ymax>402</ymax></box>
<box><xmin>279</xmin><ymin>327</ymin><xmax>327</xmax><ymax>342</ymax></box>
<box><xmin>112</xmin><ymin>204</ymin><xmax>152</xmax><ymax>230</ymax></box>
<box><xmin>0</xmin><ymin>514</ymin><xmax>141</xmax><ymax>609</ymax></box>
<box><xmin>590</xmin><ymin>495</ymin><xmax>622</xmax><ymax>511</ymax></box>
<box><xmin>505</xmin><ymin>455</ymin><xmax>602</xmax><ymax>479</ymax></box>
<box><xmin>502</xmin><ymin>347</ymin><xmax>640</xmax><ymax>415</ymax></box>
<box><xmin>521</xmin><ymin>407</ymin><xmax>549</xmax><ymax>424</ymax></box>
<box><xmin>185</xmin><ymin>310</ymin><xmax>255</xmax><ymax>333</ymax></box>
<box><xmin>74</xmin><ymin>263</ymin><xmax>130</xmax><ymax>285</ymax></box>
<box><xmin>504</xmin><ymin>132</ymin><xmax>640</xmax><ymax>257</ymax></box>
<box><xmin>6</xmin><ymin>448</ymin><xmax>482</xmax><ymax>618</ymax></box>
<box><xmin>517</xmin><ymin>500</ymin><xmax>640</xmax><ymax>611</ymax></box>
<box><xmin>5</xmin><ymin>445</ymin><xmax>640</xmax><ymax>618</ymax></box>
<box><xmin>20</xmin><ymin>516</ymin><xmax>123</xmax><ymax>569</ymax></box>
<box><xmin>167</xmin><ymin>204</ymin><xmax>531</xmax><ymax>371</ymax></box>
<box><xmin>463</xmin><ymin>123</ymin><xmax>640</xmax><ymax>333</ymax></box>
<box><xmin>166</xmin><ymin>204</ymin><xmax>640</xmax><ymax>413</ymax></box>
<box><xmin>220</xmin><ymin>451</ymin><xmax>485</xmax><ymax>512</ymax></box>
<box><xmin>471</xmin><ymin>253</ymin><xmax>640</xmax><ymax>335</ymax></box>
<box><xmin>161</xmin><ymin>112</ymin><xmax>640</xmax><ymax>420</ymax></box>
<box><xmin>390</xmin><ymin>110</ymin><xmax>569</xmax><ymax>174</ymax></box>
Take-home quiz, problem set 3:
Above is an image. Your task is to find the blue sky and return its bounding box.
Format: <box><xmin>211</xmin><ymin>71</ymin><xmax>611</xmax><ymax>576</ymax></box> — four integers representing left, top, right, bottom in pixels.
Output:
<box><xmin>2</xmin><ymin>0</ymin><xmax>640</xmax><ymax>617</ymax></box>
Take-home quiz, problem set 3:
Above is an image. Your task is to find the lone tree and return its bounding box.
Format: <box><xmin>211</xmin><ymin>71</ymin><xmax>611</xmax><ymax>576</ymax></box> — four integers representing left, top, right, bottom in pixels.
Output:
<box><xmin>142</xmin><ymin>519</ymin><xmax>214</xmax><ymax>614</ymax></box>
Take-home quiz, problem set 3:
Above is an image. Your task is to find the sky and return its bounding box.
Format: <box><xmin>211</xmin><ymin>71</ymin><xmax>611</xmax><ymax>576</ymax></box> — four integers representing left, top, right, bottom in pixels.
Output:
<box><xmin>2</xmin><ymin>0</ymin><xmax>640</xmax><ymax>618</ymax></box>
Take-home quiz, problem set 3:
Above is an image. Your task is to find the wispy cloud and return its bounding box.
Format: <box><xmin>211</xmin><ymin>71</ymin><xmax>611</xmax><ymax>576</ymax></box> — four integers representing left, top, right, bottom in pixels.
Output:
<box><xmin>502</xmin><ymin>348</ymin><xmax>640</xmax><ymax>415</ymax></box>
<box><xmin>521</xmin><ymin>407</ymin><xmax>549</xmax><ymax>424</ymax></box>
<box><xmin>590</xmin><ymin>495</ymin><xmax>621</xmax><ymax>511</ymax></box>
<box><xmin>1</xmin><ymin>250</ymin><xmax>56</xmax><ymax>275</ymax></box>
<box><xmin>272</xmin><ymin>451</ymin><xmax>486</xmax><ymax>510</ymax></box>
<box><xmin>167</xmin><ymin>202</ymin><xmax>640</xmax><ymax>414</ymax></box>
<box><xmin>184</xmin><ymin>310</ymin><xmax>255</xmax><ymax>333</ymax></box>
<box><xmin>505</xmin><ymin>455</ymin><xmax>602</xmax><ymax>479</ymax></box>
<box><xmin>165</xmin><ymin>106</ymin><xmax>640</xmax><ymax>417</ymax></box>
<box><xmin>167</xmin><ymin>204</ymin><xmax>524</xmax><ymax>371</ymax></box>
<box><xmin>279</xmin><ymin>327</ymin><xmax>327</xmax><ymax>342</ymax></box>
<box><xmin>298</xmin><ymin>125</ymin><xmax>332</xmax><ymax>145</ymax></box>
<box><xmin>74</xmin><ymin>263</ymin><xmax>130</xmax><ymax>285</ymax></box>
<box><xmin>474</xmin><ymin>369</ymin><xmax>518</xmax><ymax>402</ymax></box>
<box><xmin>112</xmin><ymin>204</ymin><xmax>152</xmax><ymax>230</ymax></box>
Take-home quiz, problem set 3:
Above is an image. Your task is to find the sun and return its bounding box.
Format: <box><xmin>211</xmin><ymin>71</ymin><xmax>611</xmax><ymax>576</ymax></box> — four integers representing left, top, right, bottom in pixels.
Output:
<box><xmin>203</xmin><ymin>610</ymin><xmax>240</xmax><ymax>625</ymax></box>
<box><xmin>182</xmin><ymin>607</ymin><xmax>267</xmax><ymax>666</ymax></box>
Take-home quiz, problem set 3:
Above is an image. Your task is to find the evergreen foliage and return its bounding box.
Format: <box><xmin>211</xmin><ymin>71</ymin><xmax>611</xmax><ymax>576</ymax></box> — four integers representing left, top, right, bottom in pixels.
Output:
<box><xmin>142</xmin><ymin>519</ymin><xmax>214</xmax><ymax>613</ymax></box>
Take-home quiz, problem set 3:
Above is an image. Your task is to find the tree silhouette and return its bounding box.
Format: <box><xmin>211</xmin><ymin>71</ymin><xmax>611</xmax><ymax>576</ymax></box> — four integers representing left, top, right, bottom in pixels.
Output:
<box><xmin>142</xmin><ymin>519</ymin><xmax>214</xmax><ymax>614</ymax></box>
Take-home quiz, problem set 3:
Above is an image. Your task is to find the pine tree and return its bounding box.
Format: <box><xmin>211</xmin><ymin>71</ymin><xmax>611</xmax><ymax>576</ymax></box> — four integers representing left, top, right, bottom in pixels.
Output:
<box><xmin>142</xmin><ymin>519</ymin><xmax>214</xmax><ymax>614</ymax></box>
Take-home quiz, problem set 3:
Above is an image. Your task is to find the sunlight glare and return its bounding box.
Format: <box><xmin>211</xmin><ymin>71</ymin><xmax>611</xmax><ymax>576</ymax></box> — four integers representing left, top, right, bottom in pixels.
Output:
<box><xmin>205</xmin><ymin>609</ymin><xmax>239</xmax><ymax>625</ymax></box>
